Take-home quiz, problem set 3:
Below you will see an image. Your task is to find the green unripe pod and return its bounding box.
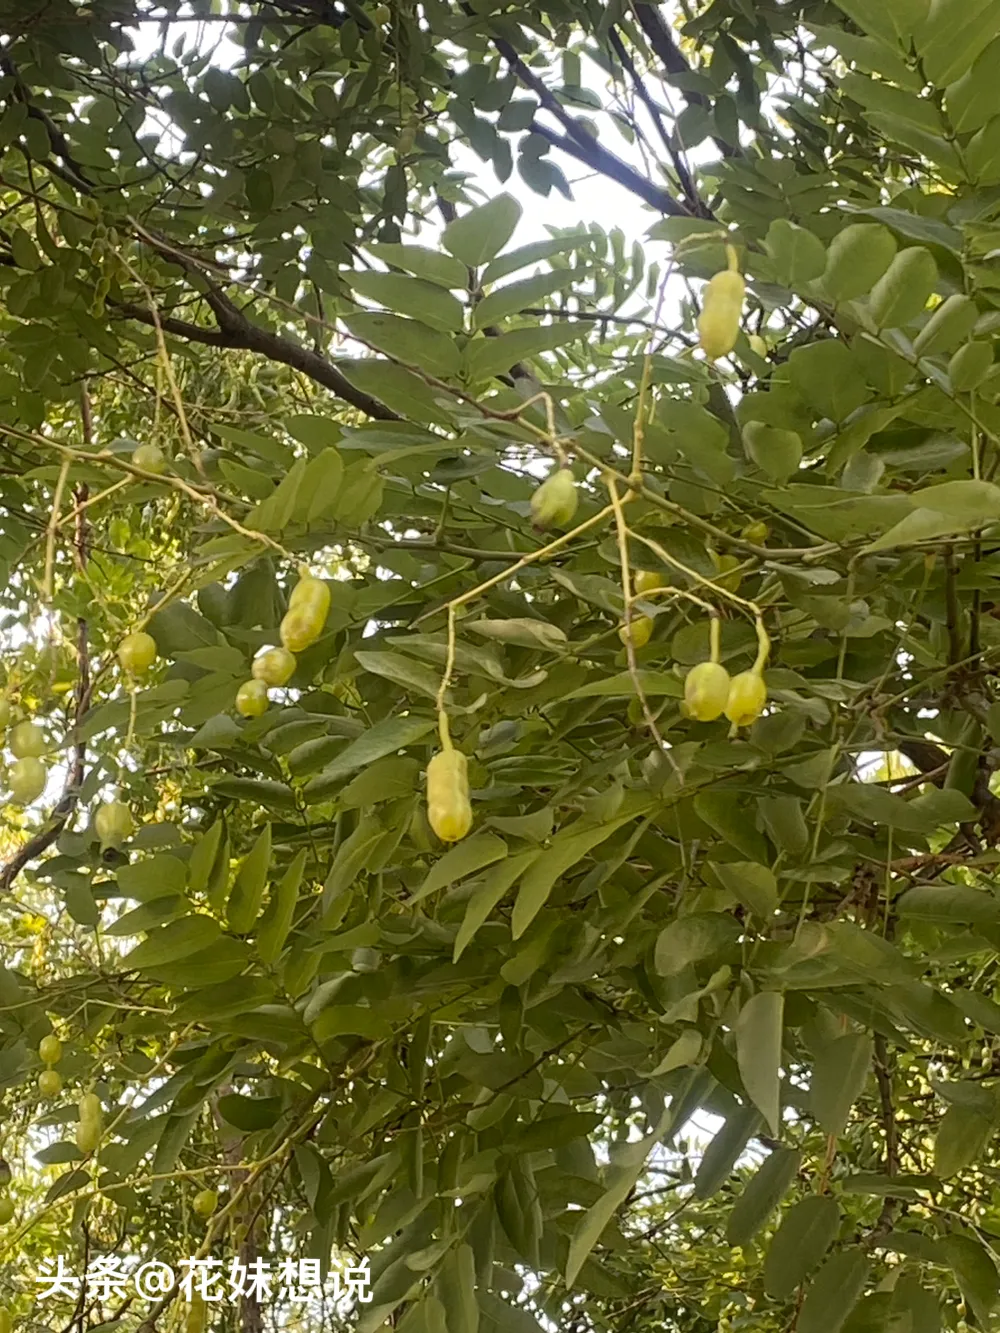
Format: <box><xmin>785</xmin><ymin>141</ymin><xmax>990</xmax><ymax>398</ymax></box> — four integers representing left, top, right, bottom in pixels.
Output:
<box><xmin>426</xmin><ymin>749</ymin><xmax>472</xmax><ymax>843</ymax></box>
<box><xmin>193</xmin><ymin>1188</ymin><xmax>218</xmax><ymax>1218</ymax></box>
<box><xmin>38</xmin><ymin>1069</ymin><xmax>62</xmax><ymax>1097</ymax></box>
<box><xmin>38</xmin><ymin>1035</ymin><xmax>62</xmax><ymax>1066</ymax></box>
<box><xmin>76</xmin><ymin>1092</ymin><xmax>102</xmax><ymax>1154</ymax></box>
<box><xmin>10</xmin><ymin>721</ymin><xmax>45</xmax><ymax>759</ymax></box>
<box><xmin>9</xmin><ymin>757</ymin><xmax>46</xmax><ymax>806</ymax></box>
<box><xmin>132</xmin><ymin>443</ymin><xmax>166</xmax><ymax>474</ymax></box>
<box><xmin>288</xmin><ymin>575</ymin><xmax>331</xmax><ymax>621</ymax></box>
<box><xmin>251</xmin><ymin>647</ymin><xmax>296</xmax><ymax>687</ymax></box>
<box><xmin>868</xmin><ymin>246</ymin><xmax>937</xmax><ymax>329</ymax></box>
<box><xmin>235</xmin><ymin>679</ymin><xmax>269</xmax><ymax>718</ymax></box>
<box><xmin>697</xmin><ymin>269</ymin><xmax>745</xmax><ymax>360</ymax></box>
<box><xmin>118</xmin><ymin>631</ymin><xmax>157</xmax><ymax>675</ymax></box>
<box><xmin>530</xmin><ymin>468</ymin><xmax>578</xmax><ymax>530</ymax></box>
<box><xmin>94</xmin><ymin>801</ymin><xmax>134</xmax><ymax>847</ymax></box>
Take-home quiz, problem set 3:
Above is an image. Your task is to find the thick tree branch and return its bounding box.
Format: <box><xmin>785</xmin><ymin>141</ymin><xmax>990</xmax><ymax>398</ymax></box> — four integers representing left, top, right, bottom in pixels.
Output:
<box><xmin>608</xmin><ymin>27</ymin><xmax>709</xmax><ymax>218</ymax></box>
<box><xmin>632</xmin><ymin>2</ymin><xmax>739</xmax><ymax>160</ymax></box>
<box><xmin>112</xmin><ymin>294</ymin><xmax>399</xmax><ymax>421</ymax></box>
<box><xmin>526</xmin><ymin>121</ymin><xmax>687</xmax><ymax>216</ymax></box>
<box><xmin>477</xmin><ymin>12</ymin><xmax>689</xmax><ymax>217</ymax></box>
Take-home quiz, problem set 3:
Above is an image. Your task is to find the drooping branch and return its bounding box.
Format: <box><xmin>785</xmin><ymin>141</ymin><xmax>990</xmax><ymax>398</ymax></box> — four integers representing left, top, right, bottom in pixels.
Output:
<box><xmin>0</xmin><ymin>391</ymin><xmax>93</xmax><ymax>894</ymax></box>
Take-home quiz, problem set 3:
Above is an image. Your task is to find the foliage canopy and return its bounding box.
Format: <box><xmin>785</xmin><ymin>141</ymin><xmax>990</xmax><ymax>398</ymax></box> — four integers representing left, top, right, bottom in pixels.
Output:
<box><xmin>3</xmin><ymin>1</ymin><xmax>1000</xmax><ymax>1331</ymax></box>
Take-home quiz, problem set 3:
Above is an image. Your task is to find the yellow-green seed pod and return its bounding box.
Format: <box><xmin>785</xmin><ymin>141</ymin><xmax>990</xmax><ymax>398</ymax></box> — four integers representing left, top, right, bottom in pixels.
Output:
<box><xmin>697</xmin><ymin>269</ymin><xmax>745</xmax><ymax>360</ymax></box>
<box><xmin>251</xmin><ymin>647</ymin><xmax>297</xmax><ymax>686</ymax></box>
<box><xmin>724</xmin><ymin>670</ymin><xmax>767</xmax><ymax>727</ymax></box>
<box><xmin>94</xmin><ymin>801</ymin><xmax>134</xmax><ymax>847</ymax></box>
<box><xmin>426</xmin><ymin>749</ymin><xmax>473</xmax><ymax>843</ymax></box>
<box><xmin>618</xmin><ymin>616</ymin><xmax>653</xmax><ymax>649</ymax></box>
<box><xmin>530</xmin><ymin>468</ymin><xmax>578</xmax><ymax>530</ymax></box>
<box><xmin>684</xmin><ymin>661</ymin><xmax>732</xmax><ymax>722</ymax></box>
<box><xmin>235</xmin><ymin>679</ymin><xmax>269</xmax><ymax>718</ymax></box>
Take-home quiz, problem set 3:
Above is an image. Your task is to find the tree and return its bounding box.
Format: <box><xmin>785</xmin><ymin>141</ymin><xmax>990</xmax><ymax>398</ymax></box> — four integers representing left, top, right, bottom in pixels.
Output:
<box><xmin>0</xmin><ymin>0</ymin><xmax>999</xmax><ymax>1330</ymax></box>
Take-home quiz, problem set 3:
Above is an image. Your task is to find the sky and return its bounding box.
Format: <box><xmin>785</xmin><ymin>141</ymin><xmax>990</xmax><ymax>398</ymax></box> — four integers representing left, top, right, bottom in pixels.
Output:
<box><xmin>128</xmin><ymin>8</ymin><xmax>662</xmax><ymax>254</ymax></box>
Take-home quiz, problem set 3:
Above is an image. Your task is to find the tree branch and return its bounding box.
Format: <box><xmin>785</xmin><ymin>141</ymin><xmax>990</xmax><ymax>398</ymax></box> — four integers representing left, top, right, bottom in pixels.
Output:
<box><xmin>475</xmin><ymin>9</ymin><xmax>689</xmax><ymax>216</ymax></box>
<box><xmin>111</xmin><ymin>292</ymin><xmax>399</xmax><ymax>421</ymax></box>
<box><xmin>526</xmin><ymin>121</ymin><xmax>687</xmax><ymax>215</ymax></box>
<box><xmin>0</xmin><ymin>391</ymin><xmax>93</xmax><ymax>895</ymax></box>
<box><xmin>631</xmin><ymin>2</ymin><xmax>738</xmax><ymax>160</ymax></box>
<box><xmin>607</xmin><ymin>27</ymin><xmax>709</xmax><ymax>218</ymax></box>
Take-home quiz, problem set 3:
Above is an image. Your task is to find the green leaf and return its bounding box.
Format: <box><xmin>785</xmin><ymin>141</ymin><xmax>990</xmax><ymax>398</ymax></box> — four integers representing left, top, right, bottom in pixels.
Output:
<box><xmin>355</xmin><ymin>649</ymin><xmax>442</xmax><ymax>701</ymax></box>
<box><xmin>764</xmin><ymin>219</ymin><xmax>827</xmax><ymax>286</ymax></box>
<box><xmin>341</xmin><ymin>757</ymin><xmax>421</xmax><ymax>809</ymax></box>
<box><xmin>935</xmin><ymin>1104</ymin><xmax>995</xmax><ymax>1178</ymax></box>
<box><xmin>410</xmin><ymin>832</ymin><xmax>508</xmax><ymax>905</ymax></box>
<box><xmin>436</xmin><ymin>1244</ymin><xmax>479</xmax><ymax>1333</ymax></box>
<box><xmin>654</xmin><ymin>913</ymin><xmax>741</xmax><ymax>976</ymax></box>
<box><xmin>453</xmin><ymin>852</ymin><xmax>540</xmax><ymax>962</ymax></box>
<box><xmin>788</xmin><ymin>341</ymin><xmax>872</xmax><ymax>421</ymax></box>
<box><xmin>442</xmin><ymin>194</ymin><xmax>522</xmax><ymax>267</ymax></box>
<box><xmin>304</xmin><ymin>716</ymin><xmax>436</xmax><ymax>800</ymax></box>
<box><xmin>565</xmin><ymin>1103</ymin><xmax>676</xmax><ymax>1288</ymax></box>
<box><xmin>482</xmin><ymin>232</ymin><xmax>590</xmax><ymax>284</ymax></box>
<box><xmin>350</xmin><ymin>270</ymin><xmax>465</xmax><ymax>332</ymax></box>
<box><xmin>798</xmin><ymin>1251</ymin><xmax>871</xmax><ymax>1333</ymax></box>
<box><xmin>736</xmin><ymin>991</ymin><xmax>783</xmax><ymax>1135</ymax></box>
<box><xmin>123</xmin><ymin>915</ymin><xmax>222</xmax><ymax>970</ymax></box>
<box><xmin>945</xmin><ymin>37</ymin><xmax>1000</xmax><ymax>133</ymax></box>
<box><xmin>226</xmin><ymin>824</ymin><xmax>272</xmax><ymax>935</ymax></box>
<box><xmin>694</xmin><ymin>791</ymin><xmax>769</xmax><ymax>861</ymax></box>
<box><xmin>187</xmin><ymin>820</ymin><xmax>224</xmax><ymax>896</ymax></box>
<box><xmin>343</xmin><ymin>313</ymin><xmax>461</xmax><ymax>379</ymax></box>
<box><xmin>467</xmin><ymin>618</ymin><xmax>568</xmax><ymax>651</ymax></box>
<box><xmin>218</xmin><ymin>1094</ymin><xmax>283</xmax><ymax>1131</ymax></box>
<box><xmin>366</xmin><ymin>242</ymin><xmax>469</xmax><ymax>289</ymax></box>
<box><xmin>472</xmin><ymin>271</ymin><xmax>572</xmax><ymax>328</ymax></box>
<box><xmin>301</xmin><ymin>448</ymin><xmax>345</xmax><ymax>524</ymax></box>
<box><xmin>810</xmin><ymin>1034</ymin><xmax>873</xmax><ymax>1137</ymax></box>
<box><xmin>727</xmin><ymin>1148</ymin><xmax>802</xmax><ymax>1246</ymax></box>
<box><xmin>10</xmin><ymin>228</ymin><xmax>41</xmax><ymax>271</ymax></box>
<box><xmin>465</xmin><ymin>325</ymin><xmax>586</xmax><ymax>381</ymax></box>
<box><xmin>711</xmin><ymin>861</ymin><xmax>778</xmax><ymax>918</ymax></box>
<box><xmin>693</xmin><ymin>1105</ymin><xmax>762</xmax><ymax>1199</ymax></box>
<box><xmin>256</xmin><ymin>849</ymin><xmax>307</xmax><ymax>963</ymax></box>
<box><xmin>897</xmin><ymin>884</ymin><xmax>1000</xmax><ymax>925</ymax></box>
<box><xmin>511</xmin><ymin>815</ymin><xmax>634</xmax><ymax>939</ymax></box>
<box><xmin>322</xmin><ymin>817</ymin><xmax>386</xmax><ymax>913</ymax></box>
<box><xmin>338</xmin><ymin>360</ymin><xmax>456</xmax><ymax>427</ymax></box>
<box><xmin>942</xmin><ymin>1234</ymin><xmax>1000</xmax><ymax>1327</ymax></box>
<box><xmin>743</xmin><ymin>423</ymin><xmax>803</xmax><ymax>483</ymax></box>
<box><xmin>764</xmin><ymin>1195</ymin><xmax>841</xmax><ymax>1298</ymax></box>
